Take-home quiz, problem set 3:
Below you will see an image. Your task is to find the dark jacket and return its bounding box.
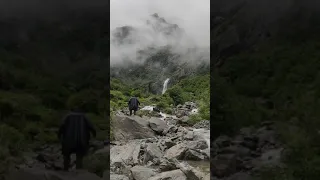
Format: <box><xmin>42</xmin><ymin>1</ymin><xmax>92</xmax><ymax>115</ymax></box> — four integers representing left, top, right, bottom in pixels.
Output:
<box><xmin>58</xmin><ymin>112</ymin><xmax>96</xmax><ymax>155</ymax></box>
<box><xmin>128</xmin><ymin>97</ymin><xmax>140</xmax><ymax>110</ymax></box>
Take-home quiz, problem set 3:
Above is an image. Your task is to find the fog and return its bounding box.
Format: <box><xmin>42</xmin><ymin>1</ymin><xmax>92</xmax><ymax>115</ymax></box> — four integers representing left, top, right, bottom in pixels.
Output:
<box><xmin>110</xmin><ymin>0</ymin><xmax>210</xmax><ymax>66</ymax></box>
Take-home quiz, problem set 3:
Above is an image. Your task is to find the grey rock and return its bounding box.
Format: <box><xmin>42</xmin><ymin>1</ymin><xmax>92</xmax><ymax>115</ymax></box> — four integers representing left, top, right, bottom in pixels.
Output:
<box><xmin>130</xmin><ymin>166</ymin><xmax>156</xmax><ymax>180</ymax></box>
<box><xmin>148</xmin><ymin>169</ymin><xmax>186</xmax><ymax>180</ymax></box>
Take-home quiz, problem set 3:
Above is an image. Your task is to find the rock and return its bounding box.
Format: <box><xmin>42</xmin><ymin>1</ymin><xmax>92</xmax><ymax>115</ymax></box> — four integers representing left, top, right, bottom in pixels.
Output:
<box><xmin>177</xmin><ymin>116</ymin><xmax>189</xmax><ymax>125</ymax></box>
<box><xmin>192</xmin><ymin>120</ymin><xmax>210</xmax><ymax>129</ymax></box>
<box><xmin>164</xmin><ymin>143</ymin><xmax>188</xmax><ymax>160</ymax></box>
<box><xmin>239</xmin><ymin>127</ymin><xmax>255</xmax><ymax>136</ymax></box>
<box><xmin>256</xmin><ymin>129</ymin><xmax>276</xmax><ymax>149</ymax></box>
<box><xmin>218</xmin><ymin>146</ymin><xmax>251</xmax><ymax>158</ymax></box>
<box><xmin>110</xmin><ymin>173</ymin><xmax>129</xmax><ymax>180</ymax></box>
<box><xmin>130</xmin><ymin>166</ymin><xmax>157</xmax><ymax>180</ymax></box>
<box><xmin>184</xmin><ymin>149</ymin><xmax>207</xmax><ymax>160</ymax></box>
<box><xmin>148</xmin><ymin>169</ymin><xmax>187</xmax><ymax>180</ymax></box>
<box><xmin>184</xmin><ymin>131</ymin><xmax>194</xmax><ymax>140</ymax></box>
<box><xmin>173</xmin><ymin>159</ymin><xmax>205</xmax><ymax>180</ymax></box>
<box><xmin>214</xmin><ymin>136</ymin><xmax>231</xmax><ymax>148</ymax></box>
<box><xmin>204</xmin><ymin>173</ymin><xmax>211</xmax><ymax>180</ymax></box>
<box><xmin>110</xmin><ymin>141</ymin><xmax>141</xmax><ymax>166</ymax></box>
<box><xmin>252</xmin><ymin>148</ymin><xmax>284</xmax><ymax>169</ymax></box>
<box><xmin>186</xmin><ymin>140</ymin><xmax>208</xmax><ymax>150</ymax></box>
<box><xmin>211</xmin><ymin>154</ymin><xmax>237</xmax><ymax>177</ymax></box>
<box><xmin>193</xmin><ymin>129</ymin><xmax>210</xmax><ymax>147</ymax></box>
<box><xmin>112</xmin><ymin>115</ymin><xmax>156</xmax><ymax>141</ymax></box>
<box><xmin>175</xmin><ymin>110</ymin><xmax>187</xmax><ymax>118</ymax></box>
<box><xmin>163</xmin><ymin>125</ymin><xmax>178</xmax><ymax>135</ymax></box>
<box><xmin>164</xmin><ymin>139</ymin><xmax>176</xmax><ymax>149</ymax></box>
<box><xmin>144</xmin><ymin>143</ymin><xmax>163</xmax><ymax>163</ymax></box>
<box><xmin>148</xmin><ymin>117</ymin><xmax>167</xmax><ymax>134</ymax></box>
<box><xmin>159</xmin><ymin>158</ymin><xmax>178</xmax><ymax>172</ymax></box>
<box><xmin>6</xmin><ymin>168</ymin><xmax>102</xmax><ymax>180</ymax></box>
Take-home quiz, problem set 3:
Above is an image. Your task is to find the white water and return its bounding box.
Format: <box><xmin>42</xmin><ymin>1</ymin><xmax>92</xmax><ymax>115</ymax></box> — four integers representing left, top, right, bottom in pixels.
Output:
<box><xmin>162</xmin><ymin>78</ymin><xmax>170</xmax><ymax>94</ymax></box>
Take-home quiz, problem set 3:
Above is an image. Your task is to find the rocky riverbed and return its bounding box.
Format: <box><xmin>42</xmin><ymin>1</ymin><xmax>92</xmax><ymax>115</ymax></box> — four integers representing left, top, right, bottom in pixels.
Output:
<box><xmin>111</xmin><ymin>102</ymin><xmax>211</xmax><ymax>180</ymax></box>
<box><xmin>4</xmin><ymin>102</ymin><xmax>285</xmax><ymax>180</ymax></box>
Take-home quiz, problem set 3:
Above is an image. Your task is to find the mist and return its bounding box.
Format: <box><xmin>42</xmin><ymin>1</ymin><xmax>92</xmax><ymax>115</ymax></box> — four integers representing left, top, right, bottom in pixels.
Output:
<box><xmin>110</xmin><ymin>0</ymin><xmax>210</xmax><ymax>66</ymax></box>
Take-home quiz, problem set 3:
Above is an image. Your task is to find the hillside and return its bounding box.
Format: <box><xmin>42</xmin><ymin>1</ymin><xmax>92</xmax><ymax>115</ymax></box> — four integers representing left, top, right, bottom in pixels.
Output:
<box><xmin>110</xmin><ymin>14</ymin><xmax>210</xmax><ymax>124</ymax></box>
<box><xmin>213</xmin><ymin>0</ymin><xmax>320</xmax><ymax>179</ymax></box>
<box><xmin>0</xmin><ymin>11</ymin><xmax>109</xmax><ymax>178</ymax></box>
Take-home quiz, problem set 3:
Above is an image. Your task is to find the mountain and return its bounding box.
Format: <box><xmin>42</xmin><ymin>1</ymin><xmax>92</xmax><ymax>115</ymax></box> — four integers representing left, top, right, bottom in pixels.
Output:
<box><xmin>110</xmin><ymin>14</ymin><xmax>209</xmax><ymax>94</ymax></box>
<box><xmin>213</xmin><ymin>0</ymin><xmax>320</xmax><ymax>179</ymax></box>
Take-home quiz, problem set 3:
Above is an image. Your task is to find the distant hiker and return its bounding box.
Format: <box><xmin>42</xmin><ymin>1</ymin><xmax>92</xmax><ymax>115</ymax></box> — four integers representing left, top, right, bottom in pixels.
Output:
<box><xmin>58</xmin><ymin>107</ymin><xmax>96</xmax><ymax>171</ymax></box>
<box><xmin>128</xmin><ymin>96</ymin><xmax>140</xmax><ymax>116</ymax></box>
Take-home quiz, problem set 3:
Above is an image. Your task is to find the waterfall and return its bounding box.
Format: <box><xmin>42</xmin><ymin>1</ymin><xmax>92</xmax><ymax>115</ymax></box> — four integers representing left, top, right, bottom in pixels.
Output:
<box><xmin>162</xmin><ymin>78</ymin><xmax>170</xmax><ymax>94</ymax></box>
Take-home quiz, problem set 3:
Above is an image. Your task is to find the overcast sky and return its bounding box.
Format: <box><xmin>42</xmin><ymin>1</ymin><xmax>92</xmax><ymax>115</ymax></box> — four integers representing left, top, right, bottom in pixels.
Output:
<box><xmin>111</xmin><ymin>0</ymin><xmax>210</xmax><ymax>48</ymax></box>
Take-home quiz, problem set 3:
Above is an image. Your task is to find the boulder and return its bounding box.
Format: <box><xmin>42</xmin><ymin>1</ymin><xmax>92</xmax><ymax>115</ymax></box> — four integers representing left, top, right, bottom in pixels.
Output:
<box><xmin>112</xmin><ymin>115</ymin><xmax>156</xmax><ymax>141</ymax></box>
<box><xmin>110</xmin><ymin>141</ymin><xmax>141</xmax><ymax>166</ymax></box>
<box><xmin>130</xmin><ymin>166</ymin><xmax>156</xmax><ymax>180</ymax></box>
<box><xmin>144</xmin><ymin>143</ymin><xmax>163</xmax><ymax>163</ymax></box>
<box><xmin>148</xmin><ymin>117</ymin><xmax>167</xmax><ymax>134</ymax></box>
<box><xmin>164</xmin><ymin>143</ymin><xmax>188</xmax><ymax>160</ymax></box>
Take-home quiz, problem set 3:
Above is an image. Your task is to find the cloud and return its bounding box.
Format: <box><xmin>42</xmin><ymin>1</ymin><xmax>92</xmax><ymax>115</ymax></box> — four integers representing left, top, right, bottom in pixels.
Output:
<box><xmin>110</xmin><ymin>0</ymin><xmax>210</xmax><ymax>65</ymax></box>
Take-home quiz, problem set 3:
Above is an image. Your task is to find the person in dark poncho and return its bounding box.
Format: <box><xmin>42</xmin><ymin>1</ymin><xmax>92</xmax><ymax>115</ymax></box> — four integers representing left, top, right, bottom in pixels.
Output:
<box><xmin>58</xmin><ymin>107</ymin><xmax>96</xmax><ymax>171</ymax></box>
<box><xmin>128</xmin><ymin>96</ymin><xmax>140</xmax><ymax>116</ymax></box>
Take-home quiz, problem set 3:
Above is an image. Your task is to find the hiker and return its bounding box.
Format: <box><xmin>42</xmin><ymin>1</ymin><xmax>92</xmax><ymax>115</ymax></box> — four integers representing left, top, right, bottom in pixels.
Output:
<box><xmin>128</xmin><ymin>96</ymin><xmax>140</xmax><ymax>116</ymax></box>
<box><xmin>57</xmin><ymin>107</ymin><xmax>96</xmax><ymax>171</ymax></box>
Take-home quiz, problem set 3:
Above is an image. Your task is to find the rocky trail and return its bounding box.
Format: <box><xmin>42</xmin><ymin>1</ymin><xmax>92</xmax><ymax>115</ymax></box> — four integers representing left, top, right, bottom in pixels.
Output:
<box><xmin>210</xmin><ymin>121</ymin><xmax>285</xmax><ymax>180</ymax></box>
<box><xmin>4</xmin><ymin>139</ymin><xmax>110</xmax><ymax>180</ymax></box>
<box><xmin>111</xmin><ymin>102</ymin><xmax>211</xmax><ymax>180</ymax></box>
<box><xmin>112</xmin><ymin>101</ymin><xmax>286</xmax><ymax>180</ymax></box>
<box><xmin>3</xmin><ymin>101</ymin><xmax>286</xmax><ymax>180</ymax></box>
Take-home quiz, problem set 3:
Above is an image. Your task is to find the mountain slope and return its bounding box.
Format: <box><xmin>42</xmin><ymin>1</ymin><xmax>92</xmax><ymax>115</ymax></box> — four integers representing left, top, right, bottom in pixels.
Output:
<box><xmin>213</xmin><ymin>1</ymin><xmax>320</xmax><ymax>179</ymax></box>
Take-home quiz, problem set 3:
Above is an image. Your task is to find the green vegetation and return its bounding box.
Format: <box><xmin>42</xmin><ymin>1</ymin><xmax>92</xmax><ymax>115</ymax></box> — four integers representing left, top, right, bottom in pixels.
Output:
<box><xmin>110</xmin><ymin>74</ymin><xmax>210</xmax><ymax>126</ymax></box>
<box><xmin>214</xmin><ymin>27</ymin><xmax>320</xmax><ymax>179</ymax></box>
<box><xmin>0</xmin><ymin>16</ymin><xmax>109</xmax><ymax>176</ymax></box>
